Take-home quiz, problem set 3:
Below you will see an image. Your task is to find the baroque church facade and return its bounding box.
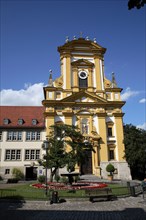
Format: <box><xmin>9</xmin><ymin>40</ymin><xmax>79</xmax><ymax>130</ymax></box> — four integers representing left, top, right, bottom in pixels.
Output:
<box><xmin>42</xmin><ymin>36</ymin><xmax>131</xmax><ymax>180</ymax></box>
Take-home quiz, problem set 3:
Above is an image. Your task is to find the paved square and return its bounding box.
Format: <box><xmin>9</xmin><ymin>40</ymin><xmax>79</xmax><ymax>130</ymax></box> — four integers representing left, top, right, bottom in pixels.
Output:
<box><xmin>0</xmin><ymin>195</ymin><xmax>146</xmax><ymax>220</ymax></box>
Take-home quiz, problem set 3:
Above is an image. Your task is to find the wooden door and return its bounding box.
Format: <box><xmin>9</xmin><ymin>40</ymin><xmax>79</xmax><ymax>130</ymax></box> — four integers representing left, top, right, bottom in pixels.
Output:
<box><xmin>80</xmin><ymin>150</ymin><xmax>92</xmax><ymax>174</ymax></box>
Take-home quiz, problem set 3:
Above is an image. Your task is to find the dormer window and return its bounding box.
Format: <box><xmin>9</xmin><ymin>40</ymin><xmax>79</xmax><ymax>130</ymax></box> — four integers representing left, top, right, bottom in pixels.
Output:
<box><xmin>3</xmin><ymin>118</ymin><xmax>10</xmax><ymax>125</ymax></box>
<box><xmin>18</xmin><ymin>119</ymin><xmax>24</xmax><ymax>125</ymax></box>
<box><xmin>32</xmin><ymin>119</ymin><xmax>38</xmax><ymax>125</ymax></box>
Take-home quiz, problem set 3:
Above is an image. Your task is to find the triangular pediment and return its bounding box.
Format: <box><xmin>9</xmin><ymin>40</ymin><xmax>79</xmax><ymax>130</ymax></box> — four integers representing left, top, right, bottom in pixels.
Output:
<box><xmin>60</xmin><ymin>91</ymin><xmax>107</xmax><ymax>104</ymax></box>
<box><xmin>71</xmin><ymin>59</ymin><xmax>94</xmax><ymax>67</ymax></box>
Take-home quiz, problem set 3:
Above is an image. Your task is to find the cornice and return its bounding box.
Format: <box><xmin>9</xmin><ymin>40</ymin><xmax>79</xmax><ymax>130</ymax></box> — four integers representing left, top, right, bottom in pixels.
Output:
<box><xmin>105</xmin><ymin>88</ymin><xmax>123</xmax><ymax>92</ymax></box>
<box><xmin>113</xmin><ymin>112</ymin><xmax>125</xmax><ymax>117</ymax></box>
<box><xmin>58</xmin><ymin>38</ymin><xmax>106</xmax><ymax>55</ymax></box>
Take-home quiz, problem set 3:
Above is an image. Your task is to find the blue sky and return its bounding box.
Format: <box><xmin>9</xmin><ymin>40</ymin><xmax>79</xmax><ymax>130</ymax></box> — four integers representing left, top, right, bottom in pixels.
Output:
<box><xmin>0</xmin><ymin>0</ymin><xmax>146</xmax><ymax>129</ymax></box>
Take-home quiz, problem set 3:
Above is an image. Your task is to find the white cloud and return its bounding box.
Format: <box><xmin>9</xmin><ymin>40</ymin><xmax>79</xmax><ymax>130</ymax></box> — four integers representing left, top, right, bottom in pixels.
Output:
<box><xmin>139</xmin><ymin>98</ymin><xmax>146</xmax><ymax>103</ymax></box>
<box><xmin>121</xmin><ymin>87</ymin><xmax>140</xmax><ymax>101</ymax></box>
<box><xmin>0</xmin><ymin>83</ymin><xmax>45</xmax><ymax>106</ymax></box>
<box><xmin>137</xmin><ymin>122</ymin><xmax>146</xmax><ymax>130</ymax></box>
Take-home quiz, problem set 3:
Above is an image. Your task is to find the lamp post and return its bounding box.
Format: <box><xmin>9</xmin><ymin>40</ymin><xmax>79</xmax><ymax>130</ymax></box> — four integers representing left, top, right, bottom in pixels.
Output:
<box><xmin>43</xmin><ymin>139</ymin><xmax>49</xmax><ymax>196</ymax></box>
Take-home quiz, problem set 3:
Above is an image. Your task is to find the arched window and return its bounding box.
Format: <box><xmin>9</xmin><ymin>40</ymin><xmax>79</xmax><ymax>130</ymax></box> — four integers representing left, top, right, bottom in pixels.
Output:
<box><xmin>81</xmin><ymin>118</ymin><xmax>89</xmax><ymax>134</ymax></box>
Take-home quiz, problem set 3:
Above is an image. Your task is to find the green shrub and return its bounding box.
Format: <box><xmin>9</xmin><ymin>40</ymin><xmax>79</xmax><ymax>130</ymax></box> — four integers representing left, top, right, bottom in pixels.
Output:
<box><xmin>12</xmin><ymin>168</ymin><xmax>24</xmax><ymax>180</ymax></box>
<box><xmin>38</xmin><ymin>175</ymin><xmax>45</xmax><ymax>183</ymax></box>
<box><xmin>0</xmin><ymin>175</ymin><xmax>3</xmax><ymax>181</ymax></box>
<box><xmin>106</xmin><ymin>163</ymin><xmax>115</xmax><ymax>176</ymax></box>
<box><xmin>55</xmin><ymin>175</ymin><xmax>60</xmax><ymax>182</ymax></box>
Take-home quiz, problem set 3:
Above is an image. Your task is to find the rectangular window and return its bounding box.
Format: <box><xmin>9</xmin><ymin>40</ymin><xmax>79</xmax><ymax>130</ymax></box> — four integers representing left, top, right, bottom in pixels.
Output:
<box><xmin>26</xmin><ymin>132</ymin><xmax>31</xmax><ymax>140</ymax></box>
<box><xmin>25</xmin><ymin>149</ymin><xmax>40</xmax><ymax>160</ymax></box>
<box><xmin>109</xmin><ymin>149</ymin><xmax>114</xmax><ymax>160</ymax></box>
<box><xmin>31</xmin><ymin>132</ymin><xmax>36</xmax><ymax>141</ymax></box>
<box><xmin>36</xmin><ymin>132</ymin><xmax>41</xmax><ymax>140</ymax></box>
<box><xmin>16</xmin><ymin>150</ymin><xmax>21</xmax><ymax>160</ymax></box>
<box><xmin>11</xmin><ymin>150</ymin><xmax>16</xmax><ymax>160</ymax></box>
<box><xmin>26</xmin><ymin>131</ymin><xmax>41</xmax><ymax>141</ymax></box>
<box><xmin>36</xmin><ymin>150</ymin><xmax>40</xmax><ymax>160</ymax></box>
<box><xmin>5</xmin><ymin>150</ymin><xmax>21</xmax><ymax>161</ymax></box>
<box><xmin>13</xmin><ymin>132</ymin><xmax>17</xmax><ymax>141</ymax></box>
<box><xmin>7</xmin><ymin>132</ymin><xmax>13</xmax><ymax>141</ymax></box>
<box><xmin>5</xmin><ymin>150</ymin><xmax>11</xmax><ymax>160</ymax></box>
<box><xmin>5</xmin><ymin>169</ymin><xmax>10</xmax><ymax>174</ymax></box>
<box><xmin>48</xmin><ymin>92</ymin><xmax>52</xmax><ymax>98</ymax></box>
<box><xmin>25</xmin><ymin>150</ymin><xmax>30</xmax><ymax>160</ymax></box>
<box><xmin>107</xmin><ymin>127</ymin><xmax>113</xmax><ymax>137</ymax></box>
<box><xmin>30</xmin><ymin>150</ymin><xmax>35</xmax><ymax>160</ymax></box>
<box><xmin>7</xmin><ymin>131</ymin><xmax>22</xmax><ymax>141</ymax></box>
<box><xmin>18</xmin><ymin>132</ymin><xmax>22</xmax><ymax>141</ymax></box>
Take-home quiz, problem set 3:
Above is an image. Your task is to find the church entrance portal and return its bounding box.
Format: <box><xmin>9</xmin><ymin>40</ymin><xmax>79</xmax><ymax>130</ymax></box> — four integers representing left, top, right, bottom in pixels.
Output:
<box><xmin>80</xmin><ymin>149</ymin><xmax>92</xmax><ymax>174</ymax></box>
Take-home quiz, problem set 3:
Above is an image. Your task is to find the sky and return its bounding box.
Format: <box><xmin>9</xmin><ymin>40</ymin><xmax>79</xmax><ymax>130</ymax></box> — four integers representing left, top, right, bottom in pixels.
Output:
<box><xmin>0</xmin><ymin>0</ymin><xmax>146</xmax><ymax>130</ymax></box>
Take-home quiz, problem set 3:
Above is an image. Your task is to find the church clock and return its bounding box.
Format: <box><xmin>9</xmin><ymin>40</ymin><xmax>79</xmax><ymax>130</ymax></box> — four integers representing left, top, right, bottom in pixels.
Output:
<box><xmin>78</xmin><ymin>71</ymin><xmax>88</xmax><ymax>79</ymax></box>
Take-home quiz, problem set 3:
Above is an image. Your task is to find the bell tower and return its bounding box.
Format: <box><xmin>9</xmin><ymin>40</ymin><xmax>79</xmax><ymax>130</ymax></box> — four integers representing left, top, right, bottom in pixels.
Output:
<box><xmin>57</xmin><ymin>36</ymin><xmax>106</xmax><ymax>93</ymax></box>
<box><xmin>42</xmin><ymin>35</ymin><xmax>132</xmax><ymax>180</ymax></box>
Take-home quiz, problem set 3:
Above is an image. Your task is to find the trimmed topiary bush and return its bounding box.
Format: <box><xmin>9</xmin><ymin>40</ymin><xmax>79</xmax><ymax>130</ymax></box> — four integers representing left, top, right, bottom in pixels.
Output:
<box><xmin>106</xmin><ymin>163</ymin><xmax>115</xmax><ymax>176</ymax></box>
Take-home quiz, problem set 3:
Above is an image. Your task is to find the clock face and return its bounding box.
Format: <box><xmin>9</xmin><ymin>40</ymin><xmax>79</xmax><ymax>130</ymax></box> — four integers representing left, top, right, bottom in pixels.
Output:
<box><xmin>79</xmin><ymin>71</ymin><xmax>88</xmax><ymax>79</ymax></box>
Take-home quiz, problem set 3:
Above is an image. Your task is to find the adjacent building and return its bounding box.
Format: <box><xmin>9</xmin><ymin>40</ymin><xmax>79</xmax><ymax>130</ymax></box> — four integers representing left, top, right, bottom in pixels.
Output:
<box><xmin>0</xmin><ymin>106</ymin><xmax>45</xmax><ymax>180</ymax></box>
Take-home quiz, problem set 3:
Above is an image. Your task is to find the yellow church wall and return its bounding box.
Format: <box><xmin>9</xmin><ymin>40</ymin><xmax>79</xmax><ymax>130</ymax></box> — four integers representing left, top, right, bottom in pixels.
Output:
<box><xmin>114</xmin><ymin>114</ymin><xmax>125</xmax><ymax>161</ymax></box>
<box><xmin>46</xmin><ymin>116</ymin><xmax>54</xmax><ymax>137</ymax></box>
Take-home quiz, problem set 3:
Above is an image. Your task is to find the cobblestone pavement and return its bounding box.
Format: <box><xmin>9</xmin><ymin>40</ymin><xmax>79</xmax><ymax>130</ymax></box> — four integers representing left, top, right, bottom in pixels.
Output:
<box><xmin>0</xmin><ymin>195</ymin><xmax>146</xmax><ymax>220</ymax></box>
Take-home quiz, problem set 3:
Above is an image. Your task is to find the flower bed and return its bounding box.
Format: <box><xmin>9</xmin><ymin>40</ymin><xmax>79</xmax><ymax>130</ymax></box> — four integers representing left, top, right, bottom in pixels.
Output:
<box><xmin>31</xmin><ymin>182</ymin><xmax>108</xmax><ymax>190</ymax></box>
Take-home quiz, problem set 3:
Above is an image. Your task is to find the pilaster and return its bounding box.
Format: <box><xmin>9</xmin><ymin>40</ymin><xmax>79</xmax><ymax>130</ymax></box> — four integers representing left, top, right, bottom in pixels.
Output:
<box><xmin>94</xmin><ymin>56</ymin><xmax>102</xmax><ymax>90</ymax></box>
<box><xmin>113</xmin><ymin>113</ymin><xmax>125</xmax><ymax>161</ymax></box>
<box><xmin>97</xmin><ymin>114</ymin><xmax>108</xmax><ymax>161</ymax></box>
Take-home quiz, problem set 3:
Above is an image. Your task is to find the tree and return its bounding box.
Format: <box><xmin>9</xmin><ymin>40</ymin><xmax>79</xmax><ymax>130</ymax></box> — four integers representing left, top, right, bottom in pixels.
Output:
<box><xmin>39</xmin><ymin>124</ymin><xmax>93</xmax><ymax>182</ymax></box>
<box><xmin>128</xmin><ymin>0</ymin><xmax>146</xmax><ymax>10</ymax></box>
<box><xmin>124</xmin><ymin>124</ymin><xmax>146</xmax><ymax>180</ymax></box>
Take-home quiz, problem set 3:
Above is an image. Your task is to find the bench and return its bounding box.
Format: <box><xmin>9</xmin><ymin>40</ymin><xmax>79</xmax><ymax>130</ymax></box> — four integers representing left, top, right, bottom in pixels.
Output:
<box><xmin>85</xmin><ymin>188</ymin><xmax>113</xmax><ymax>202</ymax></box>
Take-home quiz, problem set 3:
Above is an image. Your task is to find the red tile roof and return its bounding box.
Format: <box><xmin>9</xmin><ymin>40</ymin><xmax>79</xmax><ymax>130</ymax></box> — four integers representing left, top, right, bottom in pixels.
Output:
<box><xmin>0</xmin><ymin>106</ymin><xmax>45</xmax><ymax>128</ymax></box>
